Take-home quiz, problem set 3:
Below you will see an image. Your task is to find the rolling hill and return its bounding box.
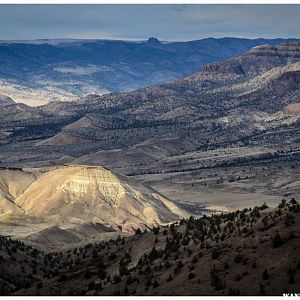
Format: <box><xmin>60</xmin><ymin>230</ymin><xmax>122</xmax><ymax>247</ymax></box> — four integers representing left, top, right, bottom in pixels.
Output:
<box><xmin>0</xmin><ymin>165</ymin><xmax>188</xmax><ymax>243</ymax></box>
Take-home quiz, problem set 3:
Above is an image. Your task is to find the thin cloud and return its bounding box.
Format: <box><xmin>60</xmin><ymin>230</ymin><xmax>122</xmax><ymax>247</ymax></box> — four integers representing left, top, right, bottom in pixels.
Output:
<box><xmin>0</xmin><ymin>4</ymin><xmax>299</xmax><ymax>41</ymax></box>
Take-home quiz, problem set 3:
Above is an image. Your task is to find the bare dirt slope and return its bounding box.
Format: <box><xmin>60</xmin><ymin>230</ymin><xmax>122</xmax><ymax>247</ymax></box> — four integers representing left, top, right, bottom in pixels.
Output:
<box><xmin>0</xmin><ymin>168</ymin><xmax>38</xmax><ymax>218</ymax></box>
<box><xmin>0</xmin><ymin>165</ymin><xmax>188</xmax><ymax>239</ymax></box>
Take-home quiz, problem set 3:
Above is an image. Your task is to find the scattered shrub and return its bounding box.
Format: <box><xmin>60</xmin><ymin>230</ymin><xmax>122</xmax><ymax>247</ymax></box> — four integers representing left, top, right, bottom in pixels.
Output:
<box><xmin>262</xmin><ymin>269</ymin><xmax>269</xmax><ymax>280</ymax></box>
<box><xmin>272</xmin><ymin>232</ymin><xmax>283</xmax><ymax>248</ymax></box>
<box><xmin>234</xmin><ymin>254</ymin><xmax>242</xmax><ymax>264</ymax></box>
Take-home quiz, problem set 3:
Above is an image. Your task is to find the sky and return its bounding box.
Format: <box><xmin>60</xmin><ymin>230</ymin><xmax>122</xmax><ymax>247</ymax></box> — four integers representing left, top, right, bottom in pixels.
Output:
<box><xmin>0</xmin><ymin>4</ymin><xmax>299</xmax><ymax>41</ymax></box>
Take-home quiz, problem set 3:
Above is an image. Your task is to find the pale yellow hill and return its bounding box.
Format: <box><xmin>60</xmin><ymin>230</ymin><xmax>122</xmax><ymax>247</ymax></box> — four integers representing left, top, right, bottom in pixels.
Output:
<box><xmin>0</xmin><ymin>169</ymin><xmax>38</xmax><ymax>217</ymax></box>
<box><xmin>15</xmin><ymin>165</ymin><xmax>188</xmax><ymax>232</ymax></box>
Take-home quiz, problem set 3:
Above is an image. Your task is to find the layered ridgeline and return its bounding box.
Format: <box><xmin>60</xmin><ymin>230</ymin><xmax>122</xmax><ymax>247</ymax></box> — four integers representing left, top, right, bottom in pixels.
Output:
<box><xmin>0</xmin><ymin>37</ymin><xmax>293</xmax><ymax>106</ymax></box>
<box><xmin>1</xmin><ymin>40</ymin><xmax>299</xmax><ymax>140</ymax></box>
<box><xmin>16</xmin><ymin>40</ymin><xmax>298</xmax><ymax>167</ymax></box>
<box><xmin>0</xmin><ymin>165</ymin><xmax>188</xmax><ymax>235</ymax></box>
<box><xmin>38</xmin><ymin>40</ymin><xmax>300</xmax><ymax>143</ymax></box>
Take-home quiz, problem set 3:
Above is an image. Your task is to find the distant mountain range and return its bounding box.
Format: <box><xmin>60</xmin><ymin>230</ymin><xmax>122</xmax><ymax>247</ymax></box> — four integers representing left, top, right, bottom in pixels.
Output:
<box><xmin>0</xmin><ymin>40</ymin><xmax>299</xmax><ymax>175</ymax></box>
<box><xmin>0</xmin><ymin>37</ymin><xmax>295</xmax><ymax>106</ymax></box>
<box><xmin>37</xmin><ymin>40</ymin><xmax>300</xmax><ymax>146</ymax></box>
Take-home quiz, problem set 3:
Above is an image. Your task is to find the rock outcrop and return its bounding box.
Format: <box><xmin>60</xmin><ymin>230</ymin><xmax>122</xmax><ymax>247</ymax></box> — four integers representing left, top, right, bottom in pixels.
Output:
<box><xmin>249</xmin><ymin>41</ymin><xmax>300</xmax><ymax>57</ymax></box>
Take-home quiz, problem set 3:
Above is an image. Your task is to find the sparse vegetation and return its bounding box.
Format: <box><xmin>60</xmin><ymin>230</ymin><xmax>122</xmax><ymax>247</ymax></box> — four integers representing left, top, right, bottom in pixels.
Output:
<box><xmin>0</xmin><ymin>199</ymin><xmax>298</xmax><ymax>296</ymax></box>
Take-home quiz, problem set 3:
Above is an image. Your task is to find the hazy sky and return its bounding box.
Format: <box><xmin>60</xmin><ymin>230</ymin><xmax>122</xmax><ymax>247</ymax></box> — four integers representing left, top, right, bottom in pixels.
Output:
<box><xmin>0</xmin><ymin>4</ymin><xmax>299</xmax><ymax>41</ymax></box>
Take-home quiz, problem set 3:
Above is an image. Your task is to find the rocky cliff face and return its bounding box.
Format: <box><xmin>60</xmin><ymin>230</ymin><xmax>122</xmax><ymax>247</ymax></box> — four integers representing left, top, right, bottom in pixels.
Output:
<box><xmin>191</xmin><ymin>41</ymin><xmax>300</xmax><ymax>81</ymax></box>
<box><xmin>249</xmin><ymin>41</ymin><xmax>300</xmax><ymax>57</ymax></box>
